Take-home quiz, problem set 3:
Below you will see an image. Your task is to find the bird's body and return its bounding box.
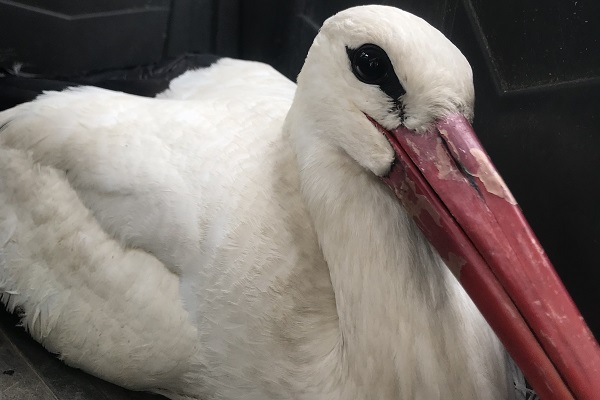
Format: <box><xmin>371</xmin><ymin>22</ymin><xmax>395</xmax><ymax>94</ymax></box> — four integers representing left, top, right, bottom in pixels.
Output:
<box><xmin>0</xmin><ymin>6</ymin><xmax>521</xmax><ymax>400</ymax></box>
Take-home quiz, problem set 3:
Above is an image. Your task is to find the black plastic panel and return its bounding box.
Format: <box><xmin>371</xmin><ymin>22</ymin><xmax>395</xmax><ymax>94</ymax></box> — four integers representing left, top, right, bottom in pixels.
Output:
<box><xmin>7</xmin><ymin>0</ymin><xmax>169</xmax><ymax>14</ymax></box>
<box><xmin>468</xmin><ymin>0</ymin><xmax>600</xmax><ymax>92</ymax></box>
<box><xmin>0</xmin><ymin>0</ymin><xmax>171</xmax><ymax>76</ymax></box>
<box><xmin>166</xmin><ymin>0</ymin><xmax>214</xmax><ymax>58</ymax></box>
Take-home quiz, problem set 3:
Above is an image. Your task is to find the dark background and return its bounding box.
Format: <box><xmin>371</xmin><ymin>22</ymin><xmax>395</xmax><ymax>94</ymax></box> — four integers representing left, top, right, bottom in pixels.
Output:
<box><xmin>1</xmin><ymin>0</ymin><xmax>599</xmax><ymax>340</ymax></box>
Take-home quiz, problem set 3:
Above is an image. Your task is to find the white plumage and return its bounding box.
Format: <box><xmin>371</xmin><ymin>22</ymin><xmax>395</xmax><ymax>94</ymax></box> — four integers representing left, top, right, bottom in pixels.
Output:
<box><xmin>0</xmin><ymin>6</ymin><xmax>521</xmax><ymax>400</ymax></box>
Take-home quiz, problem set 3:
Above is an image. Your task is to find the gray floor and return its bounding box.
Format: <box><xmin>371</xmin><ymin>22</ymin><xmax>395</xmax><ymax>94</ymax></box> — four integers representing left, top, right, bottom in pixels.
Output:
<box><xmin>0</xmin><ymin>308</ymin><xmax>166</xmax><ymax>400</ymax></box>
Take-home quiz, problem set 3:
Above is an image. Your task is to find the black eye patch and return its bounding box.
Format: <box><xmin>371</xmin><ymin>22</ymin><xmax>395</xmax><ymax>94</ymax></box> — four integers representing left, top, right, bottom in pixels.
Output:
<box><xmin>346</xmin><ymin>44</ymin><xmax>406</xmax><ymax>102</ymax></box>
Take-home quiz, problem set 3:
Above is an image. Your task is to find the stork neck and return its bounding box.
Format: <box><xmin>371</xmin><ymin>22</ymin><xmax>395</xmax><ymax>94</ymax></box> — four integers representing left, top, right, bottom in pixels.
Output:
<box><xmin>287</xmin><ymin>116</ymin><xmax>458</xmax><ymax>384</ymax></box>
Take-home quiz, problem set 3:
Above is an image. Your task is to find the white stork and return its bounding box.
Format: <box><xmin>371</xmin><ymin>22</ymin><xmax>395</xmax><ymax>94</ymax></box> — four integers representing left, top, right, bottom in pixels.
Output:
<box><xmin>0</xmin><ymin>5</ymin><xmax>598</xmax><ymax>400</ymax></box>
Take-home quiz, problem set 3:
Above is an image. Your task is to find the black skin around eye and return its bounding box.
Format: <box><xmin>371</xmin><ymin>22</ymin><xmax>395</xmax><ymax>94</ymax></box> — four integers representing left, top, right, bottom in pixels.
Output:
<box><xmin>346</xmin><ymin>44</ymin><xmax>406</xmax><ymax>104</ymax></box>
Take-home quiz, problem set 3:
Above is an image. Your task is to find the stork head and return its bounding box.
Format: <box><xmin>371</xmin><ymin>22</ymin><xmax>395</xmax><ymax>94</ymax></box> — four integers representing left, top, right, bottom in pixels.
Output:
<box><xmin>294</xmin><ymin>5</ymin><xmax>473</xmax><ymax>176</ymax></box>
<box><xmin>290</xmin><ymin>5</ymin><xmax>600</xmax><ymax>400</ymax></box>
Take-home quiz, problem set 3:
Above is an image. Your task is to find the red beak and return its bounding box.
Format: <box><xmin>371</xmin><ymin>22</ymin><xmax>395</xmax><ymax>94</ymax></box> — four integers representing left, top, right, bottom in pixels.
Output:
<box><xmin>377</xmin><ymin>113</ymin><xmax>600</xmax><ymax>400</ymax></box>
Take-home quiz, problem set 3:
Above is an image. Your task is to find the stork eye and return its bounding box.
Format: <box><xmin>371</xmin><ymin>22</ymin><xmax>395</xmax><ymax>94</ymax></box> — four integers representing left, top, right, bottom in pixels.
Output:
<box><xmin>350</xmin><ymin>44</ymin><xmax>391</xmax><ymax>84</ymax></box>
<box><xmin>346</xmin><ymin>44</ymin><xmax>406</xmax><ymax>101</ymax></box>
